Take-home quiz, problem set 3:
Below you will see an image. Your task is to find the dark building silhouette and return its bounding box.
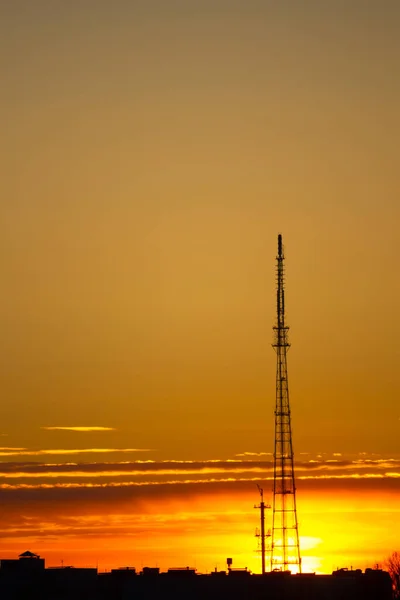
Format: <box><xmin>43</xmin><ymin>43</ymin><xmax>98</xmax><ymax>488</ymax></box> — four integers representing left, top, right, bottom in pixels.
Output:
<box><xmin>0</xmin><ymin>550</ymin><xmax>45</xmax><ymax>573</ymax></box>
<box><xmin>0</xmin><ymin>551</ymin><xmax>393</xmax><ymax>600</ymax></box>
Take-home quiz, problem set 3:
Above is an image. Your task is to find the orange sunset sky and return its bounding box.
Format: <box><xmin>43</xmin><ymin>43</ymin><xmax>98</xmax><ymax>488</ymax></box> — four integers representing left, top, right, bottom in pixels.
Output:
<box><xmin>1</xmin><ymin>0</ymin><xmax>400</xmax><ymax>574</ymax></box>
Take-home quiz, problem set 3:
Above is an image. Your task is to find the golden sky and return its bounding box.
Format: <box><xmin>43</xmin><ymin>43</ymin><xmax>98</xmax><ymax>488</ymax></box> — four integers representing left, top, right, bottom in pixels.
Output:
<box><xmin>1</xmin><ymin>0</ymin><xmax>399</xmax><ymax>573</ymax></box>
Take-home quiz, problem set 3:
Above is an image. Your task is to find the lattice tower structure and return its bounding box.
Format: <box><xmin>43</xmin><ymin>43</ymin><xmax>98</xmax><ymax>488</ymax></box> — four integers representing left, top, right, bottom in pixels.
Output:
<box><xmin>271</xmin><ymin>234</ymin><xmax>301</xmax><ymax>572</ymax></box>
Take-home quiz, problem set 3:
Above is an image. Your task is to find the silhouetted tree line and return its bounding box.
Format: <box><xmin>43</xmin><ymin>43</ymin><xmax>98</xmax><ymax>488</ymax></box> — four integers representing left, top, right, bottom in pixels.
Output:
<box><xmin>385</xmin><ymin>552</ymin><xmax>400</xmax><ymax>598</ymax></box>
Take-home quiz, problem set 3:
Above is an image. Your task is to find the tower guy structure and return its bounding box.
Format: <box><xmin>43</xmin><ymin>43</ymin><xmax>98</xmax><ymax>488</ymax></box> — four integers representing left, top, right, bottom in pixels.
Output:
<box><xmin>271</xmin><ymin>234</ymin><xmax>301</xmax><ymax>572</ymax></box>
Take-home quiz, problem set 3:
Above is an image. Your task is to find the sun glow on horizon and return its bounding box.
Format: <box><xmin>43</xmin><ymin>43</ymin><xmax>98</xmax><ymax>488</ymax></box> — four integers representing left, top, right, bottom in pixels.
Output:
<box><xmin>0</xmin><ymin>478</ymin><xmax>398</xmax><ymax>574</ymax></box>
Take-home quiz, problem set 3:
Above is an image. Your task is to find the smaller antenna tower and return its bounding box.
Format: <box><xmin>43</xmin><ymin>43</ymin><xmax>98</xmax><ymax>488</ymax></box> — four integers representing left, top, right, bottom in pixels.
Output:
<box><xmin>254</xmin><ymin>485</ymin><xmax>271</xmax><ymax>575</ymax></box>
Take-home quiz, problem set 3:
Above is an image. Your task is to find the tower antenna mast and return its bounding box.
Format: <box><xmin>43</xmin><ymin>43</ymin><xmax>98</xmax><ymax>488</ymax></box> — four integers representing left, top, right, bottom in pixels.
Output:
<box><xmin>271</xmin><ymin>234</ymin><xmax>301</xmax><ymax>572</ymax></box>
<box><xmin>254</xmin><ymin>485</ymin><xmax>271</xmax><ymax>574</ymax></box>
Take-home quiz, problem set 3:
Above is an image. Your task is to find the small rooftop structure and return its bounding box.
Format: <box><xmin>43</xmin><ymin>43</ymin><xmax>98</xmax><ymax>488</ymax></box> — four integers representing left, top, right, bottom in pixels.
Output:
<box><xmin>19</xmin><ymin>551</ymin><xmax>41</xmax><ymax>559</ymax></box>
<box><xmin>0</xmin><ymin>551</ymin><xmax>45</xmax><ymax>574</ymax></box>
<box><xmin>228</xmin><ymin>568</ymin><xmax>251</xmax><ymax>577</ymax></box>
<box><xmin>142</xmin><ymin>567</ymin><xmax>160</xmax><ymax>576</ymax></box>
<box><xmin>167</xmin><ymin>567</ymin><xmax>196</xmax><ymax>577</ymax></box>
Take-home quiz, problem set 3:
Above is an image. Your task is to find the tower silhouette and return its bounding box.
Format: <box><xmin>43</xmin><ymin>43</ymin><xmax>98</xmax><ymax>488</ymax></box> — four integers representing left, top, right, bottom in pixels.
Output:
<box><xmin>271</xmin><ymin>234</ymin><xmax>301</xmax><ymax>572</ymax></box>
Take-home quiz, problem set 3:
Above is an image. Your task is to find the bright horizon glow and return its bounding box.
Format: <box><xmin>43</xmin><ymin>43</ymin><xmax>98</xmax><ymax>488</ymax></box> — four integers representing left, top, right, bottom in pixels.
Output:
<box><xmin>0</xmin><ymin>454</ymin><xmax>398</xmax><ymax>574</ymax></box>
<box><xmin>0</xmin><ymin>483</ymin><xmax>396</xmax><ymax>575</ymax></box>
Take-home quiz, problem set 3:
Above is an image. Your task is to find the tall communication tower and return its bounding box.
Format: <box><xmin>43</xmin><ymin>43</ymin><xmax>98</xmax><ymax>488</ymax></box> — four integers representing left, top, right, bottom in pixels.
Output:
<box><xmin>271</xmin><ymin>234</ymin><xmax>301</xmax><ymax>572</ymax></box>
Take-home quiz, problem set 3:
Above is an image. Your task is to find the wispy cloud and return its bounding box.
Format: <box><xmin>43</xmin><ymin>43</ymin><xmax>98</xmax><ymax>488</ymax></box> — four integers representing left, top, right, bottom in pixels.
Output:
<box><xmin>41</xmin><ymin>427</ymin><xmax>116</xmax><ymax>432</ymax></box>
<box><xmin>2</xmin><ymin>472</ymin><xmax>400</xmax><ymax>492</ymax></box>
<box><xmin>0</xmin><ymin>448</ymin><xmax>153</xmax><ymax>457</ymax></box>
<box><xmin>0</xmin><ymin>456</ymin><xmax>399</xmax><ymax>488</ymax></box>
<box><xmin>235</xmin><ymin>452</ymin><xmax>272</xmax><ymax>457</ymax></box>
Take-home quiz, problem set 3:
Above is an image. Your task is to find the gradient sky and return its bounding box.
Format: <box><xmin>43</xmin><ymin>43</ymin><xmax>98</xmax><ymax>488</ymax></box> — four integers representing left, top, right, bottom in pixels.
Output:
<box><xmin>1</xmin><ymin>0</ymin><xmax>400</xmax><ymax>573</ymax></box>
